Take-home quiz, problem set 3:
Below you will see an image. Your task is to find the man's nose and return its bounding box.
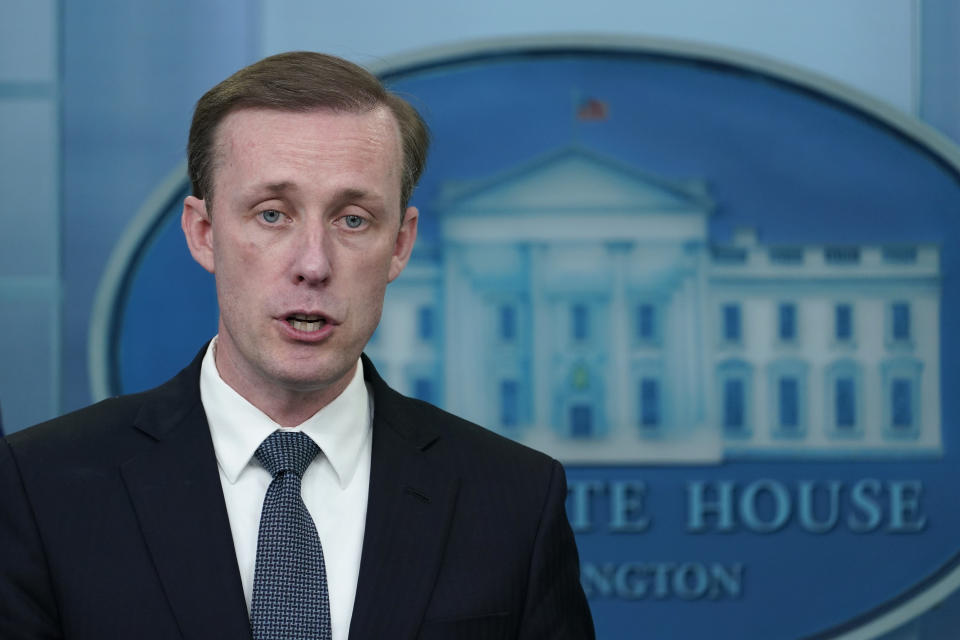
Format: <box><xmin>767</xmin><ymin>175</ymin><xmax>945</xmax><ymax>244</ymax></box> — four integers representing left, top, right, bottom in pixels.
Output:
<box><xmin>292</xmin><ymin>225</ymin><xmax>332</xmax><ymax>285</ymax></box>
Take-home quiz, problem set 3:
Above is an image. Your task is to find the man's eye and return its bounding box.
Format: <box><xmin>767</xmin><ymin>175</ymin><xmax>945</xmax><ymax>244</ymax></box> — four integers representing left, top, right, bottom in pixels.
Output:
<box><xmin>344</xmin><ymin>215</ymin><xmax>364</xmax><ymax>229</ymax></box>
<box><xmin>260</xmin><ymin>209</ymin><xmax>282</xmax><ymax>223</ymax></box>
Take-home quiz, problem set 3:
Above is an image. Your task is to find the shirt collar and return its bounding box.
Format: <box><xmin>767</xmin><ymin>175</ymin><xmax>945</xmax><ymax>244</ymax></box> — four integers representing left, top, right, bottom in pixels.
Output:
<box><xmin>201</xmin><ymin>337</ymin><xmax>371</xmax><ymax>489</ymax></box>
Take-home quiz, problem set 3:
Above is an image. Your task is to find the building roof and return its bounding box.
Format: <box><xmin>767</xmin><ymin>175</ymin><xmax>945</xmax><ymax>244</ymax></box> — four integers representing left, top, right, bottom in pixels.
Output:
<box><xmin>436</xmin><ymin>146</ymin><xmax>714</xmax><ymax>215</ymax></box>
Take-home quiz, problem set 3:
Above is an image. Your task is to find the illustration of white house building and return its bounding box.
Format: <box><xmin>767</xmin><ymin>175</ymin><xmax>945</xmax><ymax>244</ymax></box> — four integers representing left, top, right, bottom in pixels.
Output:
<box><xmin>366</xmin><ymin>148</ymin><xmax>942</xmax><ymax>463</ymax></box>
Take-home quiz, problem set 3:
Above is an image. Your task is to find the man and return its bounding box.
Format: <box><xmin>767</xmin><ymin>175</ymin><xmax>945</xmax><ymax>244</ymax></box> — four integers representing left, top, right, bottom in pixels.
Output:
<box><xmin>0</xmin><ymin>52</ymin><xmax>594</xmax><ymax>639</ymax></box>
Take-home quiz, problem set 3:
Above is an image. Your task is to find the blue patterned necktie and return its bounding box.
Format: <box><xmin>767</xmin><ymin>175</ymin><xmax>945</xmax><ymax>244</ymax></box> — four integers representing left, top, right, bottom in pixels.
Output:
<box><xmin>251</xmin><ymin>431</ymin><xmax>332</xmax><ymax>640</ymax></box>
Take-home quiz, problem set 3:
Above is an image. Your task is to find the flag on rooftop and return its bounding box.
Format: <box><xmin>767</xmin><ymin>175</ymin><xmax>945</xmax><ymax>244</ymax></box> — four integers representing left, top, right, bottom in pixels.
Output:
<box><xmin>577</xmin><ymin>98</ymin><xmax>609</xmax><ymax>121</ymax></box>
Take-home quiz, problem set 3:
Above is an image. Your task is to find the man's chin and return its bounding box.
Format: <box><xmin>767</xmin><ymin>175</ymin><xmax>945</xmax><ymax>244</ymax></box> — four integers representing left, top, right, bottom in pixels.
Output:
<box><xmin>270</xmin><ymin>363</ymin><xmax>358</xmax><ymax>395</ymax></box>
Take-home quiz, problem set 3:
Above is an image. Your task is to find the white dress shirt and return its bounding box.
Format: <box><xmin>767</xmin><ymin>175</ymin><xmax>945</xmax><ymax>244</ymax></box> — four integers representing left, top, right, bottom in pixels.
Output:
<box><xmin>200</xmin><ymin>339</ymin><xmax>371</xmax><ymax>640</ymax></box>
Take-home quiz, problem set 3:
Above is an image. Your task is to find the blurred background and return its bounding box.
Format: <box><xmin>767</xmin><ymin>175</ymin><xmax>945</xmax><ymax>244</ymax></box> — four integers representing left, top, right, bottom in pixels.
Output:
<box><xmin>2</xmin><ymin>1</ymin><xmax>959</xmax><ymax>638</ymax></box>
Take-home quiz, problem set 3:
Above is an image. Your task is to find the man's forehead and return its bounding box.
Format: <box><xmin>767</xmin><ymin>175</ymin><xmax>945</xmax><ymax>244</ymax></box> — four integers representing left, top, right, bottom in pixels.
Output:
<box><xmin>210</xmin><ymin>106</ymin><xmax>402</xmax><ymax>177</ymax></box>
<box><xmin>215</xmin><ymin>105</ymin><xmax>400</xmax><ymax>147</ymax></box>
<box><xmin>208</xmin><ymin>106</ymin><xmax>404</xmax><ymax>204</ymax></box>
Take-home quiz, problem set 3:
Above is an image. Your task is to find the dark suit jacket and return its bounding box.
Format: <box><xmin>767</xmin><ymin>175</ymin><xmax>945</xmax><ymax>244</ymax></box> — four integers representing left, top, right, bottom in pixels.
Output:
<box><xmin>0</xmin><ymin>348</ymin><xmax>594</xmax><ymax>639</ymax></box>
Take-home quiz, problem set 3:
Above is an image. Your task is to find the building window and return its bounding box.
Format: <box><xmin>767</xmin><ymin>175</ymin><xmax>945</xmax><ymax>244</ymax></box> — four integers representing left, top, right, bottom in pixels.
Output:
<box><xmin>778</xmin><ymin>303</ymin><xmax>797</xmax><ymax>342</ymax></box>
<box><xmin>636</xmin><ymin>303</ymin><xmax>656</xmax><ymax>342</ymax></box>
<box><xmin>572</xmin><ymin>303</ymin><xmax>590</xmax><ymax>341</ymax></box>
<box><xmin>825</xmin><ymin>360</ymin><xmax>862</xmax><ymax>436</ymax></box>
<box><xmin>825</xmin><ymin>246</ymin><xmax>860</xmax><ymax>264</ymax></box>
<box><xmin>639</xmin><ymin>378</ymin><xmax>660</xmax><ymax>429</ymax></box>
<box><xmin>769</xmin><ymin>246</ymin><xmax>804</xmax><ymax>265</ymax></box>
<box><xmin>768</xmin><ymin>359</ymin><xmax>808</xmax><ymax>437</ymax></box>
<box><xmin>637</xmin><ymin>304</ymin><xmax>657</xmax><ymax>341</ymax></box>
<box><xmin>723</xmin><ymin>379</ymin><xmax>745</xmax><ymax>432</ymax></box>
<box><xmin>499</xmin><ymin>304</ymin><xmax>516</xmax><ymax>341</ymax></box>
<box><xmin>835</xmin><ymin>377</ymin><xmax>856</xmax><ymax>430</ymax></box>
<box><xmin>570</xmin><ymin>404</ymin><xmax>593</xmax><ymax>437</ymax></box>
<box><xmin>718</xmin><ymin>359</ymin><xmax>752</xmax><ymax>436</ymax></box>
<box><xmin>835</xmin><ymin>304</ymin><xmax>853</xmax><ymax>342</ymax></box>
<box><xmin>413</xmin><ymin>378</ymin><xmax>433</xmax><ymax>404</ymax></box>
<box><xmin>881</xmin><ymin>358</ymin><xmax>922</xmax><ymax>439</ymax></box>
<box><xmin>722</xmin><ymin>304</ymin><xmax>741</xmax><ymax>343</ymax></box>
<box><xmin>500</xmin><ymin>380</ymin><xmax>519</xmax><ymax>427</ymax></box>
<box><xmin>891</xmin><ymin>378</ymin><xmax>912</xmax><ymax>429</ymax></box>
<box><xmin>891</xmin><ymin>302</ymin><xmax>911</xmax><ymax>342</ymax></box>
<box><xmin>711</xmin><ymin>246</ymin><xmax>747</xmax><ymax>264</ymax></box>
<box><xmin>417</xmin><ymin>306</ymin><xmax>435</xmax><ymax>341</ymax></box>
<box><xmin>882</xmin><ymin>246</ymin><xmax>917</xmax><ymax>264</ymax></box>
<box><xmin>779</xmin><ymin>377</ymin><xmax>799</xmax><ymax>430</ymax></box>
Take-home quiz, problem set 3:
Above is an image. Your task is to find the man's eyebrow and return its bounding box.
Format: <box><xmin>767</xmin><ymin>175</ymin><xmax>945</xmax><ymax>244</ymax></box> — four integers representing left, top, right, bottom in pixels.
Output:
<box><xmin>233</xmin><ymin>181</ymin><xmax>297</xmax><ymax>203</ymax></box>
<box><xmin>246</xmin><ymin>181</ymin><xmax>295</xmax><ymax>198</ymax></box>
<box><xmin>239</xmin><ymin>183</ymin><xmax>386</xmax><ymax>209</ymax></box>
<box><xmin>338</xmin><ymin>188</ymin><xmax>375</xmax><ymax>203</ymax></box>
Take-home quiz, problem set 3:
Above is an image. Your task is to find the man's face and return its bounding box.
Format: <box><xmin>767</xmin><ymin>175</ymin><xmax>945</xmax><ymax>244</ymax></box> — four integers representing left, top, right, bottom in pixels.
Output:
<box><xmin>182</xmin><ymin>106</ymin><xmax>417</xmax><ymax>404</ymax></box>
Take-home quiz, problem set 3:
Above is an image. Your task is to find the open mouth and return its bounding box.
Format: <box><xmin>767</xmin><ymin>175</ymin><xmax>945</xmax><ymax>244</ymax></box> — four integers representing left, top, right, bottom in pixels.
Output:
<box><xmin>286</xmin><ymin>314</ymin><xmax>327</xmax><ymax>332</ymax></box>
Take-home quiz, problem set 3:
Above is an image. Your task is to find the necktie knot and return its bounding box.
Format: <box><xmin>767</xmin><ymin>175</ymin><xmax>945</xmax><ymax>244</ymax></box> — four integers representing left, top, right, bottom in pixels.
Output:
<box><xmin>255</xmin><ymin>431</ymin><xmax>319</xmax><ymax>479</ymax></box>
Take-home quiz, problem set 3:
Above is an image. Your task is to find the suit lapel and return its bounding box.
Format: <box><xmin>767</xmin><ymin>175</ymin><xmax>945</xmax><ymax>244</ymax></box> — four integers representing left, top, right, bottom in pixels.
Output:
<box><xmin>120</xmin><ymin>351</ymin><xmax>252</xmax><ymax>639</ymax></box>
<box><xmin>348</xmin><ymin>359</ymin><xmax>460</xmax><ymax>640</ymax></box>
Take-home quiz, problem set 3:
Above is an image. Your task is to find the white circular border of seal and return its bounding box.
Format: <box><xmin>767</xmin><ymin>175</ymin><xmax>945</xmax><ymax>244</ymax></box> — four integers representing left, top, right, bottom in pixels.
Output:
<box><xmin>88</xmin><ymin>34</ymin><xmax>960</xmax><ymax>639</ymax></box>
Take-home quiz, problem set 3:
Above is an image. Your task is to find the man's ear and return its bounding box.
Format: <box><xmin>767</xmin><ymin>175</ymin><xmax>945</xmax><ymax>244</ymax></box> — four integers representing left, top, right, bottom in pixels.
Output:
<box><xmin>388</xmin><ymin>206</ymin><xmax>419</xmax><ymax>282</ymax></box>
<box><xmin>181</xmin><ymin>195</ymin><xmax>215</xmax><ymax>274</ymax></box>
